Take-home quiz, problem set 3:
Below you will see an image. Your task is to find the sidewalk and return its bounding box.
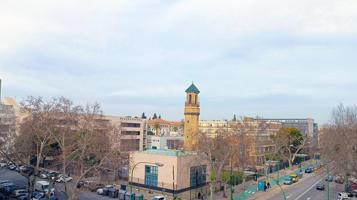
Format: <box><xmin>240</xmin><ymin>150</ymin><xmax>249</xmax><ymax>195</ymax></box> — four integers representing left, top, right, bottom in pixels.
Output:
<box><xmin>234</xmin><ymin>160</ymin><xmax>316</xmax><ymax>200</ymax></box>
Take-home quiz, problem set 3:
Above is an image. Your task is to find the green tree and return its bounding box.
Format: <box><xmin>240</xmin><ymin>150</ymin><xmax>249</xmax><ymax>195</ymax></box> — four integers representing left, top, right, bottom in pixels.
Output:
<box><xmin>271</xmin><ymin>127</ymin><xmax>306</xmax><ymax>168</ymax></box>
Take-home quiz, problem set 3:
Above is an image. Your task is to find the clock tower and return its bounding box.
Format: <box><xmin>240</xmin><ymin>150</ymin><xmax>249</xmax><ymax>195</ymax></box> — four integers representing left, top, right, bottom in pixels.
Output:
<box><xmin>183</xmin><ymin>83</ymin><xmax>200</xmax><ymax>151</ymax></box>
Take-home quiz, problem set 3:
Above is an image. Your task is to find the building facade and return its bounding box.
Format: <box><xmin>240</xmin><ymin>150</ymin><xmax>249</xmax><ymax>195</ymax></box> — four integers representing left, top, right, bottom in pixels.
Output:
<box><xmin>147</xmin><ymin>118</ymin><xmax>183</xmax><ymax>136</ymax></box>
<box><xmin>107</xmin><ymin>116</ymin><xmax>147</xmax><ymax>152</ymax></box>
<box><xmin>0</xmin><ymin>103</ymin><xmax>16</xmax><ymax>157</ymax></box>
<box><xmin>256</xmin><ymin>118</ymin><xmax>319</xmax><ymax>151</ymax></box>
<box><xmin>146</xmin><ymin>135</ymin><xmax>184</xmax><ymax>150</ymax></box>
<box><xmin>130</xmin><ymin>150</ymin><xmax>207</xmax><ymax>199</ymax></box>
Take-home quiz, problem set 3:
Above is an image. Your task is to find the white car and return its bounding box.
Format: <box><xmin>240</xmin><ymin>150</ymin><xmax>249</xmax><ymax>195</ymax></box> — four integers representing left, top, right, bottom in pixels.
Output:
<box><xmin>56</xmin><ymin>175</ymin><xmax>73</xmax><ymax>183</ymax></box>
<box><xmin>152</xmin><ymin>196</ymin><xmax>166</xmax><ymax>200</ymax></box>
<box><xmin>0</xmin><ymin>162</ymin><xmax>7</xmax><ymax>167</ymax></box>
<box><xmin>39</xmin><ymin>173</ymin><xmax>48</xmax><ymax>179</ymax></box>
<box><xmin>337</xmin><ymin>192</ymin><xmax>351</xmax><ymax>200</ymax></box>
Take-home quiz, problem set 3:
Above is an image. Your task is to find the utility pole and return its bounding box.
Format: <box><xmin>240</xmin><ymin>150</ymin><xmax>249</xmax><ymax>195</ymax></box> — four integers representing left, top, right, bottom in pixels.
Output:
<box><xmin>230</xmin><ymin>155</ymin><xmax>233</xmax><ymax>200</ymax></box>
<box><xmin>326</xmin><ymin>165</ymin><xmax>330</xmax><ymax>200</ymax></box>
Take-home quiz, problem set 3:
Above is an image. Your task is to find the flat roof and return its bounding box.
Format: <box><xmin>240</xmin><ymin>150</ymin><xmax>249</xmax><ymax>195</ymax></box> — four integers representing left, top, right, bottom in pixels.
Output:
<box><xmin>141</xmin><ymin>149</ymin><xmax>192</xmax><ymax>157</ymax></box>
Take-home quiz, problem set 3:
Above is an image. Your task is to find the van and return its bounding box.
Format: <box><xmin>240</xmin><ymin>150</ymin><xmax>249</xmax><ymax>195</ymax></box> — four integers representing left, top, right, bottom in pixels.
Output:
<box><xmin>34</xmin><ymin>181</ymin><xmax>54</xmax><ymax>194</ymax></box>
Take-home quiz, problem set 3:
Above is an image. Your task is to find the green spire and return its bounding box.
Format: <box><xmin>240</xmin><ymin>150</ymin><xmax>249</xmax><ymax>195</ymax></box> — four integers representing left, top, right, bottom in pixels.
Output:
<box><xmin>185</xmin><ymin>83</ymin><xmax>200</xmax><ymax>94</ymax></box>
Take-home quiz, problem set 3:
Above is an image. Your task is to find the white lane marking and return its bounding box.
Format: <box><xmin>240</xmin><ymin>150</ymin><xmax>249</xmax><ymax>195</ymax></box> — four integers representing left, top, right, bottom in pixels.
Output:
<box><xmin>294</xmin><ymin>177</ymin><xmax>323</xmax><ymax>200</ymax></box>
<box><xmin>307</xmin><ymin>197</ymin><xmax>311</xmax><ymax>200</ymax></box>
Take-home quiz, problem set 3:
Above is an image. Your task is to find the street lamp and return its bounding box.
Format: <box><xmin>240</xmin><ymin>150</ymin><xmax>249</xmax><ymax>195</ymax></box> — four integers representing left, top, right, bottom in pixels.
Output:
<box><xmin>130</xmin><ymin>162</ymin><xmax>164</xmax><ymax>193</ymax></box>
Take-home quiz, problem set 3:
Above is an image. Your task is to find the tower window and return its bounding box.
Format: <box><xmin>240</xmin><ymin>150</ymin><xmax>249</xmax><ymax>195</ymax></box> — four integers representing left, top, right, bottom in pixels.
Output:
<box><xmin>189</xmin><ymin>94</ymin><xmax>192</xmax><ymax>104</ymax></box>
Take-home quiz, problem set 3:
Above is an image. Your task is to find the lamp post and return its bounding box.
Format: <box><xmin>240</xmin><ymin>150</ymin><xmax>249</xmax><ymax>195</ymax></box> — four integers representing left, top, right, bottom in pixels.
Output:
<box><xmin>130</xmin><ymin>161</ymin><xmax>164</xmax><ymax>193</ymax></box>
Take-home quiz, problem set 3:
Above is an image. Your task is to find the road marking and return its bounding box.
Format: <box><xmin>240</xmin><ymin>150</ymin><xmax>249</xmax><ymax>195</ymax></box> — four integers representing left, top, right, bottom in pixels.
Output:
<box><xmin>306</xmin><ymin>197</ymin><xmax>311</xmax><ymax>200</ymax></box>
<box><xmin>294</xmin><ymin>177</ymin><xmax>323</xmax><ymax>200</ymax></box>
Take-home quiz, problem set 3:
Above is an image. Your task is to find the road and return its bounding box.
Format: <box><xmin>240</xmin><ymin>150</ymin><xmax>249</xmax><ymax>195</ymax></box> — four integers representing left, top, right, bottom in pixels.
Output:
<box><xmin>265</xmin><ymin>172</ymin><xmax>344</xmax><ymax>200</ymax></box>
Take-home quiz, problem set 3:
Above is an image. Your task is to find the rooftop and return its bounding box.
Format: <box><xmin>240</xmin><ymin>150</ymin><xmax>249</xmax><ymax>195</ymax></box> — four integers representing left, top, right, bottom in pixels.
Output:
<box><xmin>185</xmin><ymin>83</ymin><xmax>200</xmax><ymax>94</ymax></box>
<box><xmin>141</xmin><ymin>149</ymin><xmax>192</xmax><ymax>157</ymax></box>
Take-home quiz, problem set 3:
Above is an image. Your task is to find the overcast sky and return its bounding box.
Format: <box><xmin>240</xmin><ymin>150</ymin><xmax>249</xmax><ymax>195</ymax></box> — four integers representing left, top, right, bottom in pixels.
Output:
<box><xmin>1</xmin><ymin>0</ymin><xmax>357</xmax><ymax>124</ymax></box>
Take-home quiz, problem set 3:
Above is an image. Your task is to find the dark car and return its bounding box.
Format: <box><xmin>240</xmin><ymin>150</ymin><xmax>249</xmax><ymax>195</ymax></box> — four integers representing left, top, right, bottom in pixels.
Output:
<box><xmin>10</xmin><ymin>189</ymin><xmax>28</xmax><ymax>199</ymax></box>
<box><xmin>108</xmin><ymin>187</ymin><xmax>119</xmax><ymax>198</ymax></box>
<box><xmin>305</xmin><ymin>167</ymin><xmax>313</xmax><ymax>173</ymax></box>
<box><xmin>316</xmin><ymin>183</ymin><xmax>325</xmax><ymax>190</ymax></box>
<box><xmin>20</xmin><ymin>165</ymin><xmax>34</xmax><ymax>175</ymax></box>
<box><xmin>46</xmin><ymin>172</ymin><xmax>59</xmax><ymax>180</ymax></box>
<box><xmin>325</xmin><ymin>175</ymin><xmax>333</xmax><ymax>182</ymax></box>
<box><xmin>0</xmin><ymin>183</ymin><xmax>21</xmax><ymax>195</ymax></box>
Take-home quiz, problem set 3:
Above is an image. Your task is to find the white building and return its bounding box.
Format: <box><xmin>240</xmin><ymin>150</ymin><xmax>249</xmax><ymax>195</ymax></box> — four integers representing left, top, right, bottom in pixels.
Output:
<box><xmin>146</xmin><ymin>135</ymin><xmax>184</xmax><ymax>150</ymax></box>
<box><xmin>106</xmin><ymin>116</ymin><xmax>147</xmax><ymax>151</ymax></box>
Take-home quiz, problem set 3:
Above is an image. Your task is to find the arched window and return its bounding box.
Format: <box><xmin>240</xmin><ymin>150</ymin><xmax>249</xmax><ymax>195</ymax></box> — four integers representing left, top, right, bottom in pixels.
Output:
<box><xmin>189</xmin><ymin>94</ymin><xmax>192</xmax><ymax>104</ymax></box>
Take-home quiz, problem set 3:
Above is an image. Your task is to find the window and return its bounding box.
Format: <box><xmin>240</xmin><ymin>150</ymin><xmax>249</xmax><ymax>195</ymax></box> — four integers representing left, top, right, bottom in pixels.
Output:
<box><xmin>145</xmin><ymin>165</ymin><xmax>158</xmax><ymax>187</ymax></box>
<box><xmin>190</xmin><ymin>165</ymin><xmax>207</xmax><ymax>187</ymax></box>
<box><xmin>121</xmin><ymin>123</ymin><xmax>141</xmax><ymax>128</ymax></box>
<box><xmin>189</xmin><ymin>94</ymin><xmax>192</xmax><ymax>104</ymax></box>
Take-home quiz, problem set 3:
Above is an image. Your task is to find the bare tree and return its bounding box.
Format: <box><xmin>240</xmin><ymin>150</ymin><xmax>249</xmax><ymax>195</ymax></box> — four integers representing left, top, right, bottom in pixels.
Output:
<box><xmin>18</xmin><ymin>96</ymin><xmax>62</xmax><ymax>198</ymax></box>
<box><xmin>321</xmin><ymin>104</ymin><xmax>357</xmax><ymax>178</ymax></box>
<box><xmin>196</xmin><ymin>130</ymin><xmax>236</xmax><ymax>200</ymax></box>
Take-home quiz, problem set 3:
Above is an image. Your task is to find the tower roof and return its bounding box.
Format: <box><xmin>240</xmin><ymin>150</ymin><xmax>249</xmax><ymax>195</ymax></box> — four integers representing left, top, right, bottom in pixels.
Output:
<box><xmin>185</xmin><ymin>83</ymin><xmax>200</xmax><ymax>94</ymax></box>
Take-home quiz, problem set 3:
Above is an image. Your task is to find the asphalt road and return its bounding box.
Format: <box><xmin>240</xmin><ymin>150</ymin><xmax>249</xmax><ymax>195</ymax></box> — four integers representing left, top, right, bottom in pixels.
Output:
<box><xmin>267</xmin><ymin>172</ymin><xmax>345</xmax><ymax>200</ymax></box>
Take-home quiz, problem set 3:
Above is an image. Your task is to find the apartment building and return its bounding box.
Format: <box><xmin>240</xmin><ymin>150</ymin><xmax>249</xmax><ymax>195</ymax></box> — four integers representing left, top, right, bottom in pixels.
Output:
<box><xmin>107</xmin><ymin>116</ymin><xmax>147</xmax><ymax>151</ymax></box>
<box><xmin>0</xmin><ymin>103</ymin><xmax>16</xmax><ymax>156</ymax></box>
<box><xmin>255</xmin><ymin>118</ymin><xmax>319</xmax><ymax>151</ymax></box>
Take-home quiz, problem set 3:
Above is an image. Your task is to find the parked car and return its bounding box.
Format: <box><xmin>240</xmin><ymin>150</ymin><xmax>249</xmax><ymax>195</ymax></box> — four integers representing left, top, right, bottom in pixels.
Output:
<box><xmin>290</xmin><ymin>173</ymin><xmax>299</xmax><ymax>183</ymax></box>
<box><xmin>32</xmin><ymin>191</ymin><xmax>45</xmax><ymax>200</ymax></box>
<box><xmin>316</xmin><ymin>183</ymin><xmax>325</xmax><ymax>190</ymax></box>
<box><xmin>305</xmin><ymin>167</ymin><xmax>314</xmax><ymax>173</ymax></box>
<box><xmin>46</xmin><ymin>172</ymin><xmax>59</xmax><ymax>180</ymax></box>
<box><xmin>349</xmin><ymin>190</ymin><xmax>357</xmax><ymax>198</ymax></box>
<box><xmin>0</xmin><ymin>162</ymin><xmax>7</xmax><ymax>167</ymax></box>
<box><xmin>8</xmin><ymin>163</ymin><xmax>17</xmax><ymax>170</ymax></box>
<box><xmin>325</xmin><ymin>175</ymin><xmax>333</xmax><ymax>182</ymax></box>
<box><xmin>34</xmin><ymin>180</ymin><xmax>54</xmax><ymax>195</ymax></box>
<box><xmin>0</xmin><ymin>183</ymin><xmax>24</xmax><ymax>195</ymax></box>
<box><xmin>20</xmin><ymin>165</ymin><xmax>34</xmax><ymax>175</ymax></box>
<box><xmin>55</xmin><ymin>175</ymin><xmax>72</xmax><ymax>183</ymax></box>
<box><xmin>82</xmin><ymin>181</ymin><xmax>104</xmax><ymax>192</ymax></box>
<box><xmin>97</xmin><ymin>185</ymin><xmax>115</xmax><ymax>195</ymax></box>
<box><xmin>338</xmin><ymin>192</ymin><xmax>351</xmax><ymax>200</ymax></box>
<box><xmin>108</xmin><ymin>187</ymin><xmax>119</xmax><ymax>198</ymax></box>
<box><xmin>283</xmin><ymin>177</ymin><xmax>293</xmax><ymax>185</ymax></box>
<box><xmin>10</xmin><ymin>189</ymin><xmax>28</xmax><ymax>198</ymax></box>
<box><xmin>39</xmin><ymin>173</ymin><xmax>48</xmax><ymax>179</ymax></box>
<box><xmin>151</xmin><ymin>196</ymin><xmax>166</xmax><ymax>200</ymax></box>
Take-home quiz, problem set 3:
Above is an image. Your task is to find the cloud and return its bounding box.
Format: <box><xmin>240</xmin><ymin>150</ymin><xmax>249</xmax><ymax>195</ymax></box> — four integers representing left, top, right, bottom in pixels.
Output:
<box><xmin>1</xmin><ymin>0</ymin><xmax>357</xmax><ymax>123</ymax></box>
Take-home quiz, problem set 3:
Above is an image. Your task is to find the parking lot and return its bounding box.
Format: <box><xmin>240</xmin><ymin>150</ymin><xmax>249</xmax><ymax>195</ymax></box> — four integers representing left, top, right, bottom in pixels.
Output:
<box><xmin>0</xmin><ymin>166</ymin><xmax>139</xmax><ymax>200</ymax></box>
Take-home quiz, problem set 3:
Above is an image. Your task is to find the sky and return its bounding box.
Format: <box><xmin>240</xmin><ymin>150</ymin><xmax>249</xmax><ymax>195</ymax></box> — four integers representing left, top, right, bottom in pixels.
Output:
<box><xmin>1</xmin><ymin>0</ymin><xmax>357</xmax><ymax>124</ymax></box>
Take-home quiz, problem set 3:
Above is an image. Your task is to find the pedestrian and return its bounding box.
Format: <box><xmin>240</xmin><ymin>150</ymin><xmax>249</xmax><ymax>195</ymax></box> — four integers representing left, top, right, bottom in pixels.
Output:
<box><xmin>267</xmin><ymin>182</ymin><xmax>270</xmax><ymax>189</ymax></box>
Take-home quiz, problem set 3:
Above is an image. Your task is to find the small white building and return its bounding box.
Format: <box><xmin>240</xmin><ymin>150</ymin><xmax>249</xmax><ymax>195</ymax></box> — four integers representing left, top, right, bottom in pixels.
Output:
<box><xmin>146</xmin><ymin>135</ymin><xmax>184</xmax><ymax>150</ymax></box>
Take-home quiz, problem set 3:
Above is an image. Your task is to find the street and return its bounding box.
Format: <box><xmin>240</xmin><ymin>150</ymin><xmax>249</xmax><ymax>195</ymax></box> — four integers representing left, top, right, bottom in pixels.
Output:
<box><xmin>251</xmin><ymin>170</ymin><xmax>345</xmax><ymax>200</ymax></box>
